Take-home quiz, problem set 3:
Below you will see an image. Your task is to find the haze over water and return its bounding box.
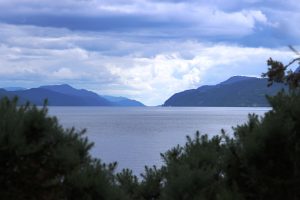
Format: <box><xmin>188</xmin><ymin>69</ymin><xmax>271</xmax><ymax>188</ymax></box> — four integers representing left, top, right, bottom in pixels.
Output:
<box><xmin>48</xmin><ymin>107</ymin><xmax>269</xmax><ymax>175</ymax></box>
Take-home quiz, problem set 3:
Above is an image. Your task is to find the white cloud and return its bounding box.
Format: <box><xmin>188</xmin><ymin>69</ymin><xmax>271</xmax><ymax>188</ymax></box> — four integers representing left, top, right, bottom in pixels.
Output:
<box><xmin>0</xmin><ymin>0</ymin><xmax>298</xmax><ymax>106</ymax></box>
<box><xmin>0</xmin><ymin>0</ymin><xmax>279</xmax><ymax>38</ymax></box>
<box><xmin>52</xmin><ymin>68</ymin><xmax>79</xmax><ymax>79</ymax></box>
<box><xmin>0</xmin><ymin>23</ymin><xmax>296</xmax><ymax>105</ymax></box>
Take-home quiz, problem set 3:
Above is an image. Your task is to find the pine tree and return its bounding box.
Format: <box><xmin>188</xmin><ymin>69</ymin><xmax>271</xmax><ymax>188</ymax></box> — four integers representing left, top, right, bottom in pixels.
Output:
<box><xmin>225</xmin><ymin>52</ymin><xmax>300</xmax><ymax>199</ymax></box>
<box><xmin>0</xmin><ymin>97</ymin><xmax>121</xmax><ymax>200</ymax></box>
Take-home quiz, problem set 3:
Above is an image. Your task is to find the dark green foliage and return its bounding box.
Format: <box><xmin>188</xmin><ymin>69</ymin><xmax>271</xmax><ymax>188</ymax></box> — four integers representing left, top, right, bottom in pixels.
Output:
<box><xmin>224</xmin><ymin>55</ymin><xmax>300</xmax><ymax>199</ymax></box>
<box><xmin>116</xmin><ymin>166</ymin><xmax>164</xmax><ymax>200</ymax></box>
<box><xmin>116</xmin><ymin>169</ymin><xmax>140</xmax><ymax>199</ymax></box>
<box><xmin>139</xmin><ymin>166</ymin><xmax>164</xmax><ymax>200</ymax></box>
<box><xmin>160</xmin><ymin>132</ymin><xmax>228</xmax><ymax>200</ymax></box>
<box><xmin>64</xmin><ymin>160</ymin><xmax>120</xmax><ymax>200</ymax></box>
<box><xmin>225</xmin><ymin>90</ymin><xmax>300</xmax><ymax>200</ymax></box>
<box><xmin>263</xmin><ymin>56</ymin><xmax>300</xmax><ymax>89</ymax></box>
<box><xmin>0</xmin><ymin>97</ymin><xmax>120</xmax><ymax>200</ymax></box>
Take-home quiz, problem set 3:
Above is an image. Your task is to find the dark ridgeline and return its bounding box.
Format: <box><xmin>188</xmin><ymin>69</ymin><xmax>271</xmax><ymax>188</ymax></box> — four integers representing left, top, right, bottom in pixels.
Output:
<box><xmin>163</xmin><ymin>76</ymin><xmax>286</xmax><ymax>107</ymax></box>
<box><xmin>0</xmin><ymin>84</ymin><xmax>145</xmax><ymax>107</ymax></box>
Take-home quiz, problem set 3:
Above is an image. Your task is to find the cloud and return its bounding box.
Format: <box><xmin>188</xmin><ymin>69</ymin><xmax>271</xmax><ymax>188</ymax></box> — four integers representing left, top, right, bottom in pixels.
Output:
<box><xmin>0</xmin><ymin>0</ymin><xmax>298</xmax><ymax>105</ymax></box>
<box><xmin>52</xmin><ymin>68</ymin><xmax>79</xmax><ymax>79</ymax></box>
<box><xmin>0</xmin><ymin>0</ymin><xmax>292</xmax><ymax>45</ymax></box>
<box><xmin>0</xmin><ymin>23</ymin><xmax>296</xmax><ymax>105</ymax></box>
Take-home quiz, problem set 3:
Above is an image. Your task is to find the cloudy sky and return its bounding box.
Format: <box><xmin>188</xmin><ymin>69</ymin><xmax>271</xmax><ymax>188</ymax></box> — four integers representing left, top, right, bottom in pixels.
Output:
<box><xmin>0</xmin><ymin>0</ymin><xmax>299</xmax><ymax>105</ymax></box>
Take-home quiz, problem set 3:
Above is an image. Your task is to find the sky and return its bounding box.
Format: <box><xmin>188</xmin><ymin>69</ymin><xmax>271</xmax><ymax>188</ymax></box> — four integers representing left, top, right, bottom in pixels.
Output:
<box><xmin>0</xmin><ymin>0</ymin><xmax>299</xmax><ymax>105</ymax></box>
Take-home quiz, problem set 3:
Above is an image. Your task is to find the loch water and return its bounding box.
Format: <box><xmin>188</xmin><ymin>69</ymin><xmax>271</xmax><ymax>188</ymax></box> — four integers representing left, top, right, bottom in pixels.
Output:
<box><xmin>48</xmin><ymin>107</ymin><xmax>269</xmax><ymax>175</ymax></box>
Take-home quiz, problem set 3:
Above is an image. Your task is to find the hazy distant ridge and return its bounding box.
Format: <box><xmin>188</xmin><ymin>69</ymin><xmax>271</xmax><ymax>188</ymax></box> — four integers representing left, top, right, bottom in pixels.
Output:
<box><xmin>102</xmin><ymin>95</ymin><xmax>145</xmax><ymax>107</ymax></box>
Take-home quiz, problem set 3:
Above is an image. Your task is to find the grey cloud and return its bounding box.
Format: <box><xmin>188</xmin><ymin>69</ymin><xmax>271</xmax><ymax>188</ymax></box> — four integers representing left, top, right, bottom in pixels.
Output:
<box><xmin>0</xmin><ymin>13</ymin><xmax>179</xmax><ymax>32</ymax></box>
<box><xmin>1</xmin><ymin>0</ymin><xmax>294</xmax><ymax>47</ymax></box>
<box><xmin>0</xmin><ymin>23</ymin><xmax>297</xmax><ymax>105</ymax></box>
<box><xmin>0</xmin><ymin>0</ymin><xmax>299</xmax><ymax>105</ymax></box>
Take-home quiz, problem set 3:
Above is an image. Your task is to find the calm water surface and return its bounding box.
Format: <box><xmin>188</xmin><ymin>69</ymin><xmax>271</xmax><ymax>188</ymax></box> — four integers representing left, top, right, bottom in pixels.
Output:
<box><xmin>48</xmin><ymin>107</ymin><xmax>269</xmax><ymax>175</ymax></box>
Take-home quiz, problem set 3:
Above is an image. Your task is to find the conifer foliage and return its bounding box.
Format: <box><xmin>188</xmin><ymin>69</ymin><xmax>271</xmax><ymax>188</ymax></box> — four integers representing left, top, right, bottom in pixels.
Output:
<box><xmin>0</xmin><ymin>97</ymin><xmax>120</xmax><ymax>200</ymax></box>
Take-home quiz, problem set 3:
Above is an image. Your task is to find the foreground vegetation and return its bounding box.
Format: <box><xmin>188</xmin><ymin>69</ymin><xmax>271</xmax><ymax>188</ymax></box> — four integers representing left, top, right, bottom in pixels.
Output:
<box><xmin>0</xmin><ymin>56</ymin><xmax>300</xmax><ymax>199</ymax></box>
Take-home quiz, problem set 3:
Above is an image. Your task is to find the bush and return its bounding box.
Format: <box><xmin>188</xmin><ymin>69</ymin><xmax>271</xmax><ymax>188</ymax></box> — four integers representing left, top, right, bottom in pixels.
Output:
<box><xmin>0</xmin><ymin>97</ymin><xmax>120</xmax><ymax>200</ymax></box>
<box><xmin>225</xmin><ymin>90</ymin><xmax>300</xmax><ymax>199</ymax></box>
<box><xmin>160</xmin><ymin>132</ymin><xmax>228</xmax><ymax>200</ymax></box>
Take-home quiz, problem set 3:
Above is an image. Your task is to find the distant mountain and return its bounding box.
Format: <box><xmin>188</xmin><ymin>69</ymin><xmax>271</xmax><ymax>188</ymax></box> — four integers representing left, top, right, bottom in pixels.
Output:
<box><xmin>103</xmin><ymin>95</ymin><xmax>145</xmax><ymax>107</ymax></box>
<box><xmin>163</xmin><ymin>76</ymin><xmax>286</xmax><ymax>107</ymax></box>
<box><xmin>39</xmin><ymin>84</ymin><xmax>112</xmax><ymax>106</ymax></box>
<box><xmin>0</xmin><ymin>84</ymin><xmax>145</xmax><ymax>106</ymax></box>
<box><xmin>12</xmin><ymin>88</ymin><xmax>96</xmax><ymax>106</ymax></box>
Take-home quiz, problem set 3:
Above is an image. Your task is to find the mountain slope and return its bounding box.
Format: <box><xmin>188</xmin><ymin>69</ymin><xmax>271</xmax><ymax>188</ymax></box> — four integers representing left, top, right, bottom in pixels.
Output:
<box><xmin>11</xmin><ymin>88</ymin><xmax>91</xmax><ymax>106</ymax></box>
<box><xmin>40</xmin><ymin>84</ymin><xmax>112</xmax><ymax>106</ymax></box>
<box><xmin>163</xmin><ymin>76</ymin><xmax>286</xmax><ymax>107</ymax></box>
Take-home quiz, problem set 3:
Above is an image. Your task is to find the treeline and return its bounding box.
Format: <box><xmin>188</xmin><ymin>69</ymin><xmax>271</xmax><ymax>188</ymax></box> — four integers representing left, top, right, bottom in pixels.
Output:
<box><xmin>0</xmin><ymin>57</ymin><xmax>300</xmax><ymax>200</ymax></box>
